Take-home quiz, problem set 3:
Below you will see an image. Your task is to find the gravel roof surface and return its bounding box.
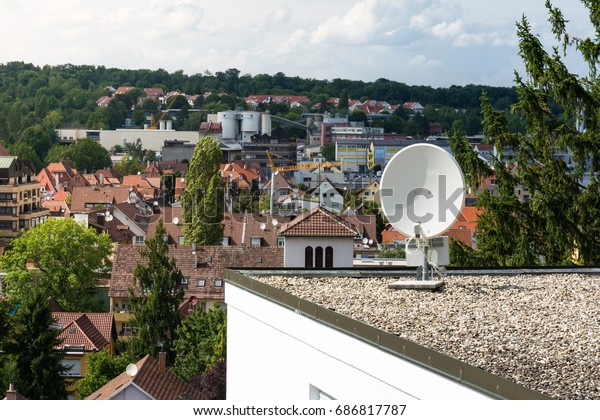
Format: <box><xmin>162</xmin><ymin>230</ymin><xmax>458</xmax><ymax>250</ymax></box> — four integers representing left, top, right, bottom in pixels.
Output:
<box><xmin>253</xmin><ymin>273</ymin><xmax>600</xmax><ymax>399</ymax></box>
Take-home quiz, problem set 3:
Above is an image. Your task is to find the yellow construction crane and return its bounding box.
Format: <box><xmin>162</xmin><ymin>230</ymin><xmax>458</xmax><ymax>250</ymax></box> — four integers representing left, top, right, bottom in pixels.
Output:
<box><xmin>149</xmin><ymin>94</ymin><xmax>180</xmax><ymax>129</ymax></box>
<box><xmin>266</xmin><ymin>150</ymin><xmax>342</xmax><ymax>173</ymax></box>
<box><xmin>266</xmin><ymin>150</ymin><xmax>343</xmax><ymax>214</ymax></box>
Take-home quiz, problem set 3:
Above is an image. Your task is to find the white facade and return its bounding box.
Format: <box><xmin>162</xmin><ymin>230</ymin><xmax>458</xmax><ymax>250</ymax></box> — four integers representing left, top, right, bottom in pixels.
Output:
<box><xmin>56</xmin><ymin>128</ymin><xmax>200</xmax><ymax>153</ymax></box>
<box><xmin>283</xmin><ymin>236</ymin><xmax>354</xmax><ymax>267</ymax></box>
<box><xmin>226</xmin><ymin>282</ymin><xmax>493</xmax><ymax>400</ymax></box>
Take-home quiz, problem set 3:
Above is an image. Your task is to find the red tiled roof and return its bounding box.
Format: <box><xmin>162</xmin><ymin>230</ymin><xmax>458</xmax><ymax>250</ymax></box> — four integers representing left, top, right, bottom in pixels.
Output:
<box><xmin>110</xmin><ymin>244</ymin><xmax>284</xmax><ymax>300</ymax></box>
<box><xmin>85</xmin><ymin>354</ymin><xmax>203</xmax><ymax>400</ymax></box>
<box><xmin>53</xmin><ymin>312</ymin><xmax>115</xmax><ymax>352</ymax></box>
<box><xmin>279</xmin><ymin>206</ymin><xmax>358</xmax><ymax>237</ymax></box>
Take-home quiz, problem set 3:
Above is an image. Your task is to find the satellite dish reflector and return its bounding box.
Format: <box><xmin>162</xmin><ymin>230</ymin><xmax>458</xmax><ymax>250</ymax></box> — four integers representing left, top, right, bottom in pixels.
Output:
<box><xmin>105</xmin><ymin>210</ymin><xmax>110</xmax><ymax>217</ymax></box>
<box><xmin>106</xmin><ymin>214</ymin><xmax>113</xmax><ymax>222</ymax></box>
<box><xmin>362</xmin><ymin>237</ymin><xmax>368</xmax><ymax>245</ymax></box>
<box><xmin>272</xmin><ymin>218</ymin><xmax>279</xmax><ymax>227</ymax></box>
<box><xmin>368</xmin><ymin>239</ymin><xmax>373</xmax><ymax>245</ymax></box>
<box><xmin>172</xmin><ymin>217</ymin><xmax>179</xmax><ymax>225</ymax></box>
<box><xmin>259</xmin><ymin>223</ymin><xmax>266</xmax><ymax>230</ymax></box>
<box><xmin>190</xmin><ymin>296</ymin><xmax>198</xmax><ymax>305</ymax></box>
<box><xmin>126</xmin><ymin>363</ymin><xmax>138</xmax><ymax>377</ymax></box>
<box><xmin>380</xmin><ymin>143</ymin><xmax>465</xmax><ymax>238</ymax></box>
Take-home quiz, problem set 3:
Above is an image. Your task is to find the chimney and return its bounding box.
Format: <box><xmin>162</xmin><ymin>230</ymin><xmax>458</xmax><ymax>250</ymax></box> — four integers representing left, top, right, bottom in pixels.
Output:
<box><xmin>5</xmin><ymin>383</ymin><xmax>17</xmax><ymax>400</ymax></box>
<box><xmin>55</xmin><ymin>173</ymin><xmax>60</xmax><ymax>191</ymax></box>
<box><xmin>158</xmin><ymin>352</ymin><xmax>167</xmax><ymax>375</ymax></box>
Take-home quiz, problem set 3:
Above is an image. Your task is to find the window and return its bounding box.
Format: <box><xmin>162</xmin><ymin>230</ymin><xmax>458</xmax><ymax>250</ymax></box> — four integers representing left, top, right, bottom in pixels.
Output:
<box><xmin>325</xmin><ymin>246</ymin><xmax>334</xmax><ymax>268</ymax></box>
<box><xmin>315</xmin><ymin>246</ymin><xmax>324</xmax><ymax>268</ymax></box>
<box><xmin>181</xmin><ymin>277</ymin><xmax>188</xmax><ymax>285</ymax></box>
<box><xmin>134</xmin><ymin>236</ymin><xmax>145</xmax><ymax>245</ymax></box>
<box><xmin>305</xmin><ymin>246</ymin><xmax>313</xmax><ymax>268</ymax></box>
<box><xmin>178</xmin><ymin>236</ymin><xmax>185</xmax><ymax>245</ymax></box>
<box><xmin>214</xmin><ymin>279</ymin><xmax>223</xmax><ymax>287</ymax></box>
<box><xmin>197</xmin><ymin>279</ymin><xmax>206</xmax><ymax>287</ymax></box>
<box><xmin>222</xmin><ymin>237</ymin><xmax>230</xmax><ymax>246</ymax></box>
<box><xmin>61</xmin><ymin>359</ymin><xmax>81</xmax><ymax>377</ymax></box>
<box><xmin>277</xmin><ymin>237</ymin><xmax>285</xmax><ymax>247</ymax></box>
<box><xmin>251</xmin><ymin>236</ymin><xmax>261</xmax><ymax>247</ymax></box>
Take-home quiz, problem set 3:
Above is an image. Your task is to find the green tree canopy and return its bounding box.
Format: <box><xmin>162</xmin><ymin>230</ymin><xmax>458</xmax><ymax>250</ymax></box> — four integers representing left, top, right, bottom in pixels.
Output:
<box><xmin>173</xmin><ymin>304</ymin><xmax>226</xmax><ymax>382</ymax></box>
<box><xmin>127</xmin><ymin>220</ymin><xmax>184</xmax><ymax>366</ymax></box>
<box><xmin>75</xmin><ymin>350</ymin><xmax>131</xmax><ymax>399</ymax></box>
<box><xmin>1</xmin><ymin>218</ymin><xmax>113</xmax><ymax>312</ymax></box>
<box><xmin>181</xmin><ymin>136</ymin><xmax>224</xmax><ymax>245</ymax></box>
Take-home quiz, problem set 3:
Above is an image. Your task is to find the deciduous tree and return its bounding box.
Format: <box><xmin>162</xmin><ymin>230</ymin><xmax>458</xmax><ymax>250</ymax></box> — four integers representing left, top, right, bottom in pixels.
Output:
<box><xmin>1</xmin><ymin>218</ymin><xmax>112</xmax><ymax>312</ymax></box>
<box><xmin>181</xmin><ymin>136</ymin><xmax>224</xmax><ymax>245</ymax></box>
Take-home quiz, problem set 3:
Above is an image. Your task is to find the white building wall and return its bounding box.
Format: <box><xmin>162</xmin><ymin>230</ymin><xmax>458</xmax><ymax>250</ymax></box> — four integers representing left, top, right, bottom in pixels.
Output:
<box><xmin>98</xmin><ymin>129</ymin><xmax>200</xmax><ymax>152</ymax></box>
<box><xmin>283</xmin><ymin>237</ymin><xmax>354</xmax><ymax>268</ymax></box>
<box><xmin>226</xmin><ymin>283</ymin><xmax>492</xmax><ymax>400</ymax></box>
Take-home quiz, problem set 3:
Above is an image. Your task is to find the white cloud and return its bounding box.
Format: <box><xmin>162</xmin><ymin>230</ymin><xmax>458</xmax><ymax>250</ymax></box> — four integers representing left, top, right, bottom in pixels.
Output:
<box><xmin>410</xmin><ymin>55</ymin><xmax>443</xmax><ymax>68</ymax></box>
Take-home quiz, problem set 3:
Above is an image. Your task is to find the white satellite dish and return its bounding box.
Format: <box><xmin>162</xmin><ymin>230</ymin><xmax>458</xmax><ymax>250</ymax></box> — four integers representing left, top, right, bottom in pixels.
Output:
<box><xmin>106</xmin><ymin>214</ymin><xmax>113</xmax><ymax>222</ymax></box>
<box><xmin>368</xmin><ymin>239</ymin><xmax>373</xmax><ymax>245</ymax></box>
<box><xmin>362</xmin><ymin>237</ymin><xmax>369</xmax><ymax>245</ymax></box>
<box><xmin>126</xmin><ymin>363</ymin><xmax>138</xmax><ymax>377</ymax></box>
<box><xmin>172</xmin><ymin>216</ymin><xmax>179</xmax><ymax>225</ymax></box>
<box><xmin>105</xmin><ymin>210</ymin><xmax>110</xmax><ymax>217</ymax></box>
<box><xmin>272</xmin><ymin>218</ymin><xmax>278</xmax><ymax>227</ymax></box>
<box><xmin>259</xmin><ymin>223</ymin><xmax>266</xmax><ymax>230</ymax></box>
<box><xmin>380</xmin><ymin>143</ymin><xmax>465</xmax><ymax>238</ymax></box>
<box><xmin>380</xmin><ymin>143</ymin><xmax>465</xmax><ymax>280</ymax></box>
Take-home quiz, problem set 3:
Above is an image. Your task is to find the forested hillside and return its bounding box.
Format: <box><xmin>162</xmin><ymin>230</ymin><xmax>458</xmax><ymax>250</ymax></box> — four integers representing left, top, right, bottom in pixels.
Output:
<box><xmin>0</xmin><ymin>61</ymin><xmax>523</xmax><ymax>168</ymax></box>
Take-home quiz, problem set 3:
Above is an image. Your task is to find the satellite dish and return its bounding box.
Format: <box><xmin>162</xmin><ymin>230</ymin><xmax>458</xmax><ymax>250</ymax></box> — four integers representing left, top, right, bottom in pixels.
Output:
<box><xmin>380</xmin><ymin>143</ymin><xmax>465</xmax><ymax>238</ymax></box>
<box><xmin>106</xmin><ymin>214</ymin><xmax>113</xmax><ymax>222</ymax></box>
<box><xmin>259</xmin><ymin>223</ymin><xmax>266</xmax><ymax>230</ymax></box>
<box><xmin>105</xmin><ymin>210</ymin><xmax>110</xmax><ymax>217</ymax></box>
<box><xmin>126</xmin><ymin>363</ymin><xmax>138</xmax><ymax>377</ymax></box>
<box><xmin>368</xmin><ymin>239</ymin><xmax>373</xmax><ymax>245</ymax></box>
<box><xmin>172</xmin><ymin>216</ymin><xmax>179</xmax><ymax>225</ymax></box>
<box><xmin>190</xmin><ymin>296</ymin><xmax>198</xmax><ymax>305</ymax></box>
<box><xmin>362</xmin><ymin>237</ymin><xmax>368</xmax><ymax>245</ymax></box>
<box><xmin>153</xmin><ymin>201</ymin><xmax>159</xmax><ymax>207</ymax></box>
<box><xmin>272</xmin><ymin>218</ymin><xmax>279</xmax><ymax>227</ymax></box>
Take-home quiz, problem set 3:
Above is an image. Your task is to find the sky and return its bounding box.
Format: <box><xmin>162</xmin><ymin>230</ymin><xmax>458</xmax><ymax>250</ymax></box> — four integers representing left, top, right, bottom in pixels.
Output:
<box><xmin>0</xmin><ymin>0</ymin><xmax>592</xmax><ymax>88</ymax></box>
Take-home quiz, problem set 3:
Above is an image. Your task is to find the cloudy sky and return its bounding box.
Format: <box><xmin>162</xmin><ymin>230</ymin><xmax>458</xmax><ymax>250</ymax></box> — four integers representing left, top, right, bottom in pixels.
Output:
<box><xmin>0</xmin><ymin>0</ymin><xmax>591</xmax><ymax>87</ymax></box>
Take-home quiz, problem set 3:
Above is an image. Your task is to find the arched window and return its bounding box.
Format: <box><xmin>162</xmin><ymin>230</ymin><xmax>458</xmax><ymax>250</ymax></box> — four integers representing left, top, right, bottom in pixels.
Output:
<box><xmin>315</xmin><ymin>246</ymin><xmax>324</xmax><ymax>268</ymax></box>
<box><xmin>305</xmin><ymin>246</ymin><xmax>313</xmax><ymax>268</ymax></box>
<box><xmin>325</xmin><ymin>246</ymin><xmax>334</xmax><ymax>268</ymax></box>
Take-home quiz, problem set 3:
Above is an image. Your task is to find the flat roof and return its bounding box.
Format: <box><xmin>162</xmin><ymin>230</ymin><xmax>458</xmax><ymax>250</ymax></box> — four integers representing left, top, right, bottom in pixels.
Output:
<box><xmin>225</xmin><ymin>268</ymin><xmax>600</xmax><ymax>399</ymax></box>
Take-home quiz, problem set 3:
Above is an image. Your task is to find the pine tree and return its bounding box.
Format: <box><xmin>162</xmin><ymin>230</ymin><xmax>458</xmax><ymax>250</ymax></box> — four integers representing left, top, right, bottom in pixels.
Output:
<box><xmin>451</xmin><ymin>2</ymin><xmax>600</xmax><ymax>266</ymax></box>
<box><xmin>127</xmin><ymin>220</ymin><xmax>184</xmax><ymax>365</ymax></box>
<box><xmin>181</xmin><ymin>136</ymin><xmax>224</xmax><ymax>245</ymax></box>
<box><xmin>7</xmin><ymin>291</ymin><xmax>68</xmax><ymax>399</ymax></box>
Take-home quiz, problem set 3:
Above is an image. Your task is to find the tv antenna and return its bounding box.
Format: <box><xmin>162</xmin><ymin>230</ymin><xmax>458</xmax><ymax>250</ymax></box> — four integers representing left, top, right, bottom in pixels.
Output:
<box><xmin>380</xmin><ymin>143</ymin><xmax>465</xmax><ymax>281</ymax></box>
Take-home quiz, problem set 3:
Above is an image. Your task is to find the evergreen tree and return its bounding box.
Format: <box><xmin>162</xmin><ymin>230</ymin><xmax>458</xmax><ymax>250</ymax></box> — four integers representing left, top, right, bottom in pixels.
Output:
<box><xmin>450</xmin><ymin>2</ymin><xmax>600</xmax><ymax>266</ymax></box>
<box><xmin>127</xmin><ymin>219</ymin><xmax>184</xmax><ymax>365</ymax></box>
<box><xmin>6</xmin><ymin>291</ymin><xmax>68</xmax><ymax>399</ymax></box>
<box><xmin>181</xmin><ymin>136</ymin><xmax>224</xmax><ymax>245</ymax></box>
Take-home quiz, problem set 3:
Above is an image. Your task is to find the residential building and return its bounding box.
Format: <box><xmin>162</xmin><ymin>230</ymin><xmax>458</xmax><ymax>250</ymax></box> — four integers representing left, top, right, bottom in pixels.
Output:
<box><xmin>305</xmin><ymin>178</ymin><xmax>345</xmax><ymax>213</ymax></box>
<box><xmin>279</xmin><ymin>206</ymin><xmax>358</xmax><ymax>268</ymax></box>
<box><xmin>52</xmin><ymin>312</ymin><xmax>117</xmax><ymax>397</ymax></box>
<box><xmin>85</xmin><ymin>353</ymin><xmax>202</xmax><ymax>400</ymax></box>
<box><xmin>0</xmin><ymin>155</ymin><xmax>49</xmax><ymax>250</ymax></box>
<box><xmin>108</xmin><ymin>244</ymin><xmax>284</xmax><ymax>336</ymax></box>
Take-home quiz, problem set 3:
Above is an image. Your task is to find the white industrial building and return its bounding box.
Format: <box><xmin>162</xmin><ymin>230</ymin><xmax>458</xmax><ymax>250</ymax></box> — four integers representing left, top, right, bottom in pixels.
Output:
<box><xmin>56</xmin><ymin>127</ymin><xmax>200</xmax><ymax>152</ymax></box>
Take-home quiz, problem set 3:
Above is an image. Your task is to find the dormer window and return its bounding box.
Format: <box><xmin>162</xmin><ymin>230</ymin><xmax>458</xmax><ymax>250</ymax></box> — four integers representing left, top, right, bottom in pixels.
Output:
<box><xmin>181</xmin><ymin>277</ymin><xmax>188</xmax><ymax>285</ymax></box>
